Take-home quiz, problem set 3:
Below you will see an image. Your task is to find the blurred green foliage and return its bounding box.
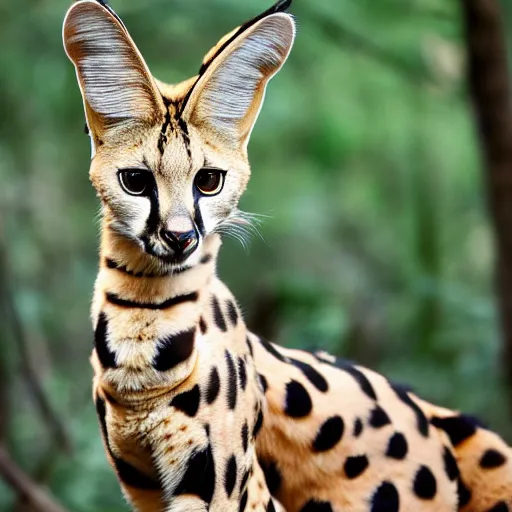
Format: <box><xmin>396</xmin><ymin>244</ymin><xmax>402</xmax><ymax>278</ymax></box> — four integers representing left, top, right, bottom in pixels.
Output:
<box><xmin>0</xmin><ymin>0</ymin><xmax>511</xmax><ymax>510</ymax></box>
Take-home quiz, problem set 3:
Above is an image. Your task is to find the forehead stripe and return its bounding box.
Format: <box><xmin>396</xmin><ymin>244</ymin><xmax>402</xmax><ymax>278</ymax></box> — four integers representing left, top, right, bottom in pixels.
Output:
<box><xmin>177</xmin><ymin>117</ymin><xmax>192</xmax><ymax>160</ymax></box>
<box><xmin>158</xmin><ymin>102</ymin><xmax>172</xmax><ymax>155</ymax></box>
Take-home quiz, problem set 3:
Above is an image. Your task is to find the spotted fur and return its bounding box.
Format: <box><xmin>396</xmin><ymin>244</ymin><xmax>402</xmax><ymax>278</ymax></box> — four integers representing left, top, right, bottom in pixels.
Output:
<box><xmin>63</xmin><ymin>1</ymin><xmax>512</xmax><ymax>511</ymax></box>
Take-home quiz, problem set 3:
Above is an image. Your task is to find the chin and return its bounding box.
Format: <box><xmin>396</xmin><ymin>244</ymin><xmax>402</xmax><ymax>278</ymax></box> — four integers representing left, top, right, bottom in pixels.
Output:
<box><xmin>143</xmin><ymin>240</ymin><xmax>203</xmax><ymax>271</ymax></box>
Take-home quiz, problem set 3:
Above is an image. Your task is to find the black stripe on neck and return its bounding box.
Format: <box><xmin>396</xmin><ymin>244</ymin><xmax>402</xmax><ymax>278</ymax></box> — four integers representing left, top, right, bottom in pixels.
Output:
<box><xmin>106</xmin><ymin>257</ymin><xmax>178</xmax><ymax>278</ymax></box>
<box><xmin>106</xmin><ymin>291</ymin><xmax>198</xmax><ymax>310</ymax></box>
<box><xmin>106</xmin><ymin>258</ymin><xmax>147</xmax><ymax>278</ymax></box>
<box><xmin>105</xmin><ymin>256</ymin><xmax>211</xmax><ymax>278</ymax></box>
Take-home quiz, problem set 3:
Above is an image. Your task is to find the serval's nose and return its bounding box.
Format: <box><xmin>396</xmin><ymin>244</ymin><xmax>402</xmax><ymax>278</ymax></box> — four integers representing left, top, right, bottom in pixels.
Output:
<box><xmin>160</xmin><ymin>229</ymin><xmax>198</xmax><ymax>257</ymax></box>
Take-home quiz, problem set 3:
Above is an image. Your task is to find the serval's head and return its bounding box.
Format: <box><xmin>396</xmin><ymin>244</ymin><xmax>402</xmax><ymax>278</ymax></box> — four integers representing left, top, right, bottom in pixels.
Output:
<box><xmin>63</xmin><ymin>0</ymin><xmax>295</xmax><ymax>272</ymax></box>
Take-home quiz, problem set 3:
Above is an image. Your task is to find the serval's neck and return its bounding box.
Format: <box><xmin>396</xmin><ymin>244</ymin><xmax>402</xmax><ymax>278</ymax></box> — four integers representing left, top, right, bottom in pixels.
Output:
<box><xmin>91</xmin><ymin>224</ymin><xmax>224</xmax><ymax>402</ymax></box>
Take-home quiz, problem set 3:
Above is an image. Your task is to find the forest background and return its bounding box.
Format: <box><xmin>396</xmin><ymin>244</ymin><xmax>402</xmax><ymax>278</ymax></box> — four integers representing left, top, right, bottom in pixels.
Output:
<box><xmin>1</xmin><ymin>0</ymin><xmax>511</xmax><ymax>510</ymax></box>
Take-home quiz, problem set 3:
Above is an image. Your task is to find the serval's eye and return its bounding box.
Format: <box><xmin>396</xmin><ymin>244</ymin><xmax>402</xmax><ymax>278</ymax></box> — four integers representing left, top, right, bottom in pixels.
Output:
<box><xmin>118</xmin><ymin>169</ymin><xmax>154</xmax><ymax>196</ymax></box>
<box><xmin>195</xmin><ymin>169</ymin><xmax>226</xmax><ymax>196</ymax></box>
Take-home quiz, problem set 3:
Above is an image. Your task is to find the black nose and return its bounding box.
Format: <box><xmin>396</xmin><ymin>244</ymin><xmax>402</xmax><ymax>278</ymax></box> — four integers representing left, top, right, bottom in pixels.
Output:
<box><xmin>160</xmin><ymin>229</ymin><xmax>198</xmax><ymax>256</ymax></box>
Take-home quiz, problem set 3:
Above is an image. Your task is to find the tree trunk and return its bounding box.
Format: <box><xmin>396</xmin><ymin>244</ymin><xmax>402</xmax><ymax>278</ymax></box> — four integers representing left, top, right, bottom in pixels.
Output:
<box><xmin>460</xmin><ymin>0</ymin><xmax>512</xmax><ymax>406</ymax></box>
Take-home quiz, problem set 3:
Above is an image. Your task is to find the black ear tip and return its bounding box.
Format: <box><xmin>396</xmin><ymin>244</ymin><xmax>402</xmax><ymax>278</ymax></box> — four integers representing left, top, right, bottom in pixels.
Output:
<box><xmin>75</xmin><ymin>0</ymin><xmax>108</xmax><ymax>5</ymax></box>
<box><xmin>274</xmin><ymin>0</ymin><xmax>293</xmax><ymax>12</ymax></box>
<box><xmin>83</xmin><ymin>0</ymin><xmax>128</xmax><ymax>32</ymax></box>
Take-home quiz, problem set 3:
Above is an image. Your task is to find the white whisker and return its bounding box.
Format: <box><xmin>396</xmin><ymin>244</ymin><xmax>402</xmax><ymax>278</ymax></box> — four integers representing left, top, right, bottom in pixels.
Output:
<box><xmin>212</xmin><ymin>209</ymin><xmax>269</xmax><ymax>250</ymax></box>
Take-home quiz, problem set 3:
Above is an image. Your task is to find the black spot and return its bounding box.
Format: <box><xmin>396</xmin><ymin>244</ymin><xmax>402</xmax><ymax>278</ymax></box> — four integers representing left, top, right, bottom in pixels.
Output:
<box><xmin>261</xmin><ymin>460</ymin><xmax>282</xmax><ymax>494</ymax></box>
<box><xmin>353</xmin><ymin>417</ymin><xmax>363</xmax><ymax>437</ymax></box>
<box><xmin>212</xmin><ymin>296</ymin><xmax>227</xmax><ymax>331</ymax></box>
<box><xmin>200</xmin><ymin>254</ymin><xmax>212</xmax><ymax>264</ymax></box>
<box><xmin>413</xmin><ymin>465</ymin><xmax>437</xmax><ymax>500</ymax></box>
<box><xmin>95</xmin><ymin>396</ymin><xmax>160</xmax><ymax>490</ymax></box>
<box><xmin>266</xmin><ymin>499</ymin><xmax>277</xmax><ymax>512</ymax></box>
<box><xmin>106</xmin><ymin>291</ymin><xmax>197</xmax><ymax>310</ymax></box>
<box><xmin>344</xmin><ymin>454</ymin><xmax>369</xmax><ymax>479</ymax></box>
<box><xmin>392</xmin><ymin>385</ymin><xmax>429</xmax><ymax>437</ymax></box>
<box><xmin>238</xmin><ymin>357</ymin><xmax>247</xmax><ymax>390</ymax></box>
<box><xmin>114</xmin><ymin>458</ymin><xmax>161</xmax><ymax>491</ymax></box>
<box><xmin>258</xmin><ymin>374</ymin><xmax>268</xmax><ymax>393</ymax></box>
<box><xmin>457</xmin><ymin>478</ymin><xmax>471</xmax><ymax>507</ymax></box>
<box><xmin>153</xmin><ymin>328</ymin><xmax>195</xmax><ymax>372</ymax></box>
<box><xmin>246</xmin><ymin>336</ymin><xmax>254</xmax><ymax>356</ymax></box>
<box><xmin>170</xmin><ymin>385</ymin><xmax>200</xmax><ymax>417</ymax></box>
<box><xmin>239</xmin><ymin>489</ymin><xmax>248</xmax><ymax>512</ymax></box>
<box><xmin>299</xmin><ymin>500</ymin><xmax>333</xmax><ymax>512</ymax></box>
<box><xmin>225</xmin><ymin>350</ymin><xmax>238</xmax><ymax>410</ymax></box>
<box><xmin>241</xmin><ymin>422</ymin><xmax>249</xmax><ymax>452</ymax></box>
<box><xmin>224</xmin><ymin>455</ymin><xmax>237</xmax><ymax>498</ymax></box>
<box><xmin>328</xmin><ymin>358</ymin><xmax>377</xmax><ymax>400</ymax></box>
<box><xmin>94</xmin><ymin>312</ymin><xmax>117</xmax><ymax>369</ymax></box>
<box><xmin>105</xmin><ymin>257</ymin><xmax>119</xmax><ymax>269</ymax></box>
<box><xmin>204</xmin><ymin>424</ymin><xmax>210</xmax><ymax>437</ymax></box>
<box><xmin>289</xmin><ymin>358</ymin><xmax>329</xmax><ymax>392</ymax></box>
<box><xmin>312</xmin><ymin>415</ymin><xmax>344</xmax><ymax>452</ymax></box>
<box><xmin>443</xmin><ymin>446</ymin><xmax>459</xmax><ymax>481</ymax></box>
<box><xmin>206</xmin><ymin>366</ymin><xmax>220</xmax><ymax>404</ymax></box>
<box><xmin>284</xmin><ymin>380</ymin><xmax>312</xmax><ymax>418</ymax></box>
<box><xmin>431</xmin><ymin>415</ymin><xmax>480</xmax><ymax>447</ymax></box>
<box><xmin>174</xmin><ymin>444</ymin><xmax>215</xmax><ymax>504</ymax></box>
<box><xmin>386</xmin><ymin>432</ymin><xmax>408</xmax><ymax>460</ymax></box>
<box><xmin>259</xmin><ymin>337</ymin><xmax>287</xmax><ymax>362</ymax></box>
<box><xmin>199</xmin><ymin>317</ymin><xmax>207</xmax><ymax>334</ymax></box>
<box><xmin>371</xmin><ymin>482</ymin><xmax>399</xmax><ymax>512</ymax></box>
<box><xmin>253</xmin><ymin>408</ymin><xmax>264</xmax><ymax>437</ymax></box>
<box><xmin>487</xmin><ymin>502</ymin><xmax>509</xmax><ymax>512</ymax></box>
<box><xmin>227</xmin><ymin>300</ymin><xmax>239</xmax><ymax>326</ymax></box>
<box><xmin>480</xmin><ymin>449</ymin><xmax>507</xmax><ymax>469</ymax></box>
<box><xmin>369</xmin><ymin>405</ymin><xmax>391</xmax><ymax>428</ymax></box>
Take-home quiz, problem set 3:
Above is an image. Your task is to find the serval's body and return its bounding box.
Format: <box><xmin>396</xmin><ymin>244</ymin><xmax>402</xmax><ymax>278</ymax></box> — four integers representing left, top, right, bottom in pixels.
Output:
<box><xmin>63</xmin><ymin>1</ymin><xmax>512</xmax><ymax>510</ymax></box>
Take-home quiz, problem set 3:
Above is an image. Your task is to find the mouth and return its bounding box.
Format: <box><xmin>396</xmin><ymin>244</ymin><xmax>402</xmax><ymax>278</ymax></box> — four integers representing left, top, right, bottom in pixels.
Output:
<box><xmin>141</xmin><ymin>236</ymin><xmax>199</xmax><ymax>269</ymax></box>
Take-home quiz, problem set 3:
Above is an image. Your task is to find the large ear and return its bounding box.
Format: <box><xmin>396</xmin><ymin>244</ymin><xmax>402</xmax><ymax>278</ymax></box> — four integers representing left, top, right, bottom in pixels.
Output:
<box><xmin>181</xmin><ymin>2</ymin><xmax>295</xmax><ymax>152</ymax></box>
<box><xmin>63</xmin><ymin>0</ymin><xmax>165</xmax><ymax>147</ymax></box>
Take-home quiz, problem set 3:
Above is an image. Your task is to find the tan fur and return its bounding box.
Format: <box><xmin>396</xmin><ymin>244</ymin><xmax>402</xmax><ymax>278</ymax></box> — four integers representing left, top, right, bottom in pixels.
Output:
<box><xmin>63</xmin><ymin>1</ymin><xmax>512</xmax><ymax>511</ymax></box>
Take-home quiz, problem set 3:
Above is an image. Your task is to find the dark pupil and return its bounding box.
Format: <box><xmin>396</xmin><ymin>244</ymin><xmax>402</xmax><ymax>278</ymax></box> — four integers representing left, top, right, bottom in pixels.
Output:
<box><xmin>197</xmin><ymin>171</ymin><xmax>220</xmax><ymax>192</ymax></box>
<box><xmin>123</xmin><ymin>171</ymin><xmax>148</xmax><ymax>194</ymax></box>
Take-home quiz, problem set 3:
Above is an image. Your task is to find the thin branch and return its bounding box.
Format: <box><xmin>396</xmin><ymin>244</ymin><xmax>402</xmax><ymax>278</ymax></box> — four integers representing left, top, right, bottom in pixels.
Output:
<box><xmin>0</xmin><ymin>241</ymin><xmax>72</xmax><ymax>454</ymax></box>
<box><xmin>0</xmin><ymin>445</ymin><xmax>69</xmax><ymax>512</ymax></box>
<box><xmin>14</xmin><ymin>447</ymin><xmax>64</xmax><ymax>512</ymax></box>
